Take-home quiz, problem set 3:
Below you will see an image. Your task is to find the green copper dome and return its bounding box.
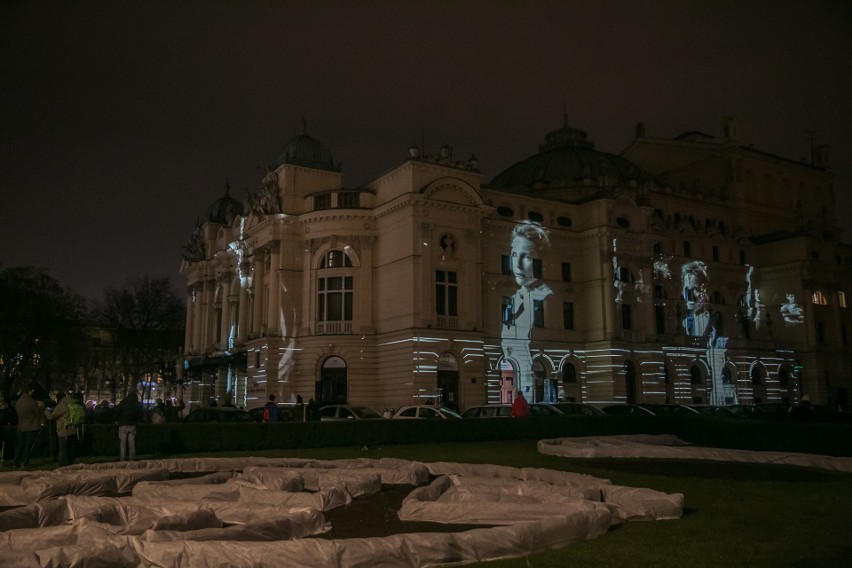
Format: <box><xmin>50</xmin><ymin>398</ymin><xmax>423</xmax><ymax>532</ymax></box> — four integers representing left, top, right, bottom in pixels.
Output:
<box><xmin>489</xmin><ymin>114</ymin><xmax>653</xmax><ymax>189</ymax></box>
<box><xmin>272</xmin><ymin>122</ymin><xmax>340</xmax><ymax>172</ymax></box>
<box><xmin>206</xmin><ymin>183</ymin><xmax>244</xmax><ymax>225</ymax></box>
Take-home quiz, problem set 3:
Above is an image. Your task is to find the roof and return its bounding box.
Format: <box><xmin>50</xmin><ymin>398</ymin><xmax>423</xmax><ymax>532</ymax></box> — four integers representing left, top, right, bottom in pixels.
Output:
<box><xmin>489</xmin><ymin>114</ymin><xmax>655</xmax><ymax>189</ymax></box>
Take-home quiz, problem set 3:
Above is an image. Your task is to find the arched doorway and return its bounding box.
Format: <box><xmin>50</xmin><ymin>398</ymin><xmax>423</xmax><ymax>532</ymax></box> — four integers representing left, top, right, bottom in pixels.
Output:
<box><xmin>750</xmin><ymin>363</ymin><xmax>766</xmax><ymax>403</ymax></box>
<box><xmin>499</xmin><ymin>359</ymin><xmax>517</xmax><ymax>404</ymax></box>
<box><xmin>317</xmin><ymin>355</ymin><xmax>347</xmax><ymax>405</ymax></box>
<box><xmin>437</xmin><ymin>352</ymin><xmax>459</xmax><ymax>411</ymax></box>
<box><xmin>561</xmin><ymin>362</ymin><xmax>580</xmax><ymax>402</ymax></box>
<box><xmin>534</xmin><ymin>358</ymin><xmax>555</xmax><ymax>403</ymax></box>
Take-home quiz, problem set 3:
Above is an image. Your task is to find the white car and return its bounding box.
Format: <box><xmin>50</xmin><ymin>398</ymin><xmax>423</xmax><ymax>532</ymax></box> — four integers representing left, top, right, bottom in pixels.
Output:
<box><xmin>392</xmin><ymin>405</ymin><xmax>462</xmax><ymax>419</ymax></box>
<box><xmin>319</xmin><ymin>404</ymin><xmax>385</xmax><ymax>421</ymax></box>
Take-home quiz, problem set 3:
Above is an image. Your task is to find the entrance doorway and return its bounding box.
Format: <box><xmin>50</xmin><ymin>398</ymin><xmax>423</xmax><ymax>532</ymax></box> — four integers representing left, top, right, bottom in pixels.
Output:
<box><xmin>437</xmin><ymin>352</ymin><xmax>459</xmax><ymax>410</ymax></box>
<box><xmin>317</xmin><ymin>356</ymin><xmax>347</xmax><ymax>405</ymax></box>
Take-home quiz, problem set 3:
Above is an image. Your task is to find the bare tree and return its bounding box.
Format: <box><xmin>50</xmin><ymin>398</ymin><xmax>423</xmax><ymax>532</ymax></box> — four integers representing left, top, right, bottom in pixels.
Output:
<box><xmin>93</xmin><ymin>276</ymin><xmax>184</xmax><ymax>403</ymax></box>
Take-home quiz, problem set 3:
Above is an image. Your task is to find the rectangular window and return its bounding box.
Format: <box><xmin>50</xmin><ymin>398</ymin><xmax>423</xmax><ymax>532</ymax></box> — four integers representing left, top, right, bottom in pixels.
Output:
<box><xmin>712</xmin><ymin>245</ymin><xmax>719</xmax><ymax>262</ymax></box>
<box><xmin>501</xmin><ymin>255</ymin><xmax>511</xmax><ymax>275</ymax></box>
<box><xmin>622</xmin><ymin>304</ymin><xmax>632</xmax><ymax>330</ymax></box>
<box><xmin>561</xmin><ymin>262</ymin><xmax>572</xmax><ymax>282</ymax></box>
<box><xmin>533</xmin><ymin>259</ymin><xmax>543</xmax><ymax>279</ymax></box>
<box><xmin>739</xmin><ymin>249</ymin><xmax>747</xmax><ymax>264</ymax></box>
<box><xmin>533</xmin><ymin>299</ymin><xmax>545</xmax><ymax>328</ymax></box>
<box><xmin>338</xmin><ymin>191</ymin><xmax>360</xmax><ymax>208</ymax></box>
<box><xmin>317</xmin><ymin>276</ymin><xmax>352</xmax><ymax>321</ymax></box>
<box><xmin>314</xmin><ymin>193</ymin><xmax>331</xmax><ymax>210</ymax></box>
<box><xmin>436</xmin><ymin>270</ymin><xmax>458</xmax><ymax>316</ymax></box>
<box><xmin>655</xmin><ymin>305</ymin><xmax>666</xmax><ymax>334</ymax></box>
<box><xmin>839</xmin><ymin>291</ymin><xmax>847</xmax><ymax>308</ymax></box>
<box><xmin>817</xmin><ymin>321</ymin><xmax>826</xmax><ymax>343</ymax></box>
<box><xmin>683</xmin><ymin>240</ymin><xmax>691</xmax><ymax>257</ymax></box>
<box><xmin>562</xmin><ymin>302</ymin><xmax>574</xmax><ymax>330</ymax></box>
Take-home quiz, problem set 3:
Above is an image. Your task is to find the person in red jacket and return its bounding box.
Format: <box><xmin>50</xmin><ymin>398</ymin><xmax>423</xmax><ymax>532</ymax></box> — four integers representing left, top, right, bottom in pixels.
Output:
<box><xmin>511</xmin><ymin>391</ymin><xmax>529</xmax><ymax>417</ymax></box>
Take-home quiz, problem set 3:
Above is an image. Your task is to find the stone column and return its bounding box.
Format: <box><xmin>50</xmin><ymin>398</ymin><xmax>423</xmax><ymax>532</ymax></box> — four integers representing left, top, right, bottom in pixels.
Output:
<box><xmin>266</xmin><ymin>243</ymin><xmax>281</xmax><ymax>335</ymax></box>
<box><xmin>252</xmin><ymin>251</ymin><xmax>266</xmax><ymax>335</ymax></box>
<box><xmin>218</xmin><ymin>274</ymin><xmax>231</xmax><ymax>349</ymax></box>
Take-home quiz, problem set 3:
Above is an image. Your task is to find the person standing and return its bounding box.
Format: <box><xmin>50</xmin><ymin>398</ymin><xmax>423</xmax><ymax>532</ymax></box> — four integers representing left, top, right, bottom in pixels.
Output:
<box><xmin>263</xmin><ymin>394</ymin><xmax>280</xmax><ymax>423</ymax></box>
<box><xmin>511</xmin><ymin>391</ymin><xmax>529</xmax><ymax>418</ymax></box>
<box><xmin>116</xmin><ymin>390</ymin><xmax>144</xmax><ymax>461</ymax></box>
<box><xmin>44</xmin><ymin>391</ymin><xmax>78</xmax><ymax>466</ymax></box>
<box><xmin>13</xmin><ymin>384</ymin><xmax>44</xmax><ymax>468</ymax></box>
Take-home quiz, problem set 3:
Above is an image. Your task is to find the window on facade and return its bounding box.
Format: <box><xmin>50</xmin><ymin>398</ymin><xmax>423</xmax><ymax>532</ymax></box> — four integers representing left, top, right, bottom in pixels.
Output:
<box><xmin>322</xmin><ymin>250</ymin><xmax>352</xmax><ymax>268</ymax></box>
<box><xmin>501</xmin><ymin>255</ymin><xmax>511</xmax><ymax>275</ymax></box>
<box><xmin>528</xmin><ymin>211</ymin><xmax>544</xmax><ymax>223</ymax></box>
<box><xmin>712</xmin><ymin>245</ymin><xmax>719</xmax><ymax>262</ymax></box>
<box><xmin>533</xmin><ymin>259</ymin><xmax>543</xmax><ymax>279</ymax></box>
<box><xmin>812</xmin><ymin>291</ymin><xmax>827</xmax><ymax>305</ymax></box>
<box><xmin>317</xmin><ymin>276</ymin><xmax>353</xmax><ymax>321</ymax></box>
<box><xmin>562</xmin><ymin>302</ymin><xmax>574</xmax><ymax>330</ymax></box>
<box><xmin>683</xmin><ymin>240</ymin><xmax>691</xmax><ymax>257</ymax></box>
<box><xmin>654</xmin><ymin>305</ymin><xmax>665</xmax><ymax>334</ymax></box>
<box><xmin>533</xmin><ymin>299</ymin><xmax>545</xmax><ymax>328</ymax></box>
<box><xmin>497</xmin><ymin>206</ymin><xmax>514</xmax><ymax>217</ymax></box>
<box><xmin>563</xmin><ymin>363</ymin><xmax>577</xmax><ymax>383</ymax></box>
<box><xmin>750</xmin><ymin>366</ymin><xmax>762</xmax><ymax>385</ymax></box>
<box><xmin>653</xmin><ymin>285</ymin><xmax>666</xmax><ymax>300</ymax></box>
<box><xmin>722</xmin><ymin>366</ymin><xmax>733</xmax><ymax>384</ymax></box>
<box><xmin>712</xmin><ymin>291</ymin><xmax>723</xmax><ymax>305</ymax></box>
<box><xmin>739</xmin><ymin>249</ymin><xmax>746</xmax><ymax>264</ymax></box>
<box><xmin>561</xmin><ymin>262</ymin><xmax>572</xmax><ymax>282</ymax></box>
<box><xmin>556</xmin><ymin>216</ymin><xmax>572</xmax><ymax>228</ymax></box>
<box><xmin>621</xmin><ymin>304</ymin><xmax>632</xmax><ymax>330</ymax></box>
<box><xmin>314</xmin><ymin>193</ymin><xmax>332</xmax><ymax>210</ymax></box>
<box><xmin>653</xmin><ymin>241</ymin><xmax>662</xmax><ymax>255</ymax></box>
<box><xmin>338</xmin><ymin>191</ymin><xmax>360</xmax><ymax>208</ymax></box>
<box><xmin>690</xmin><ymin>366</ymin><xmax>702</xmax><ymax>385</ymax></box>
<box><xmin>435</xmin><ymin>270</ymin><xmax>458</xmax><ymax>316</ymax></box>
<box><xmin>842</xmin><ymin>323</ymin><xmax>848</xmax><ymax>346</ymax></box>
<box><xmin>817</xmin><ymin>321</ymin><xmax>826</xmax><ymax>343</ymax></box>
<box><xmin>838</xmin><ymin>291</ymin><xmax>847</xmax><ymax>308</ymax></box>
<box><xmin>778</xmin><ymin>367</ymin><xmax>790</xmax><ymax>387</ymax></box>
<box><xmin>616</xmin><ymin>217</ymin><xmax>630</xmax><ymax>228</ymax></box>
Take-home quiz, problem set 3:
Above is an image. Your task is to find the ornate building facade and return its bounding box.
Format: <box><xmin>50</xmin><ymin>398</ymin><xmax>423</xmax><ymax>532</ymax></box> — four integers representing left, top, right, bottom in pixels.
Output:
<box><xmin>180</xmin><ymin>116</ymin><xmax>851</xmax><ymax>411</ymax></box>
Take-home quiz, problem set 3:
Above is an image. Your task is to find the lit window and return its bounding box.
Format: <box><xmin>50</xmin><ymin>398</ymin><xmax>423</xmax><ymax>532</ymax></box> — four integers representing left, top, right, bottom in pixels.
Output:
<box><xmin>812</xmin><ymin>291</ymin><xmax>827</xmax><ymax>305</ymax></box>
<box><xmin>838</xmin><ymin>291</ymin><xmax>847</xmax><ymax>308</ymax></box>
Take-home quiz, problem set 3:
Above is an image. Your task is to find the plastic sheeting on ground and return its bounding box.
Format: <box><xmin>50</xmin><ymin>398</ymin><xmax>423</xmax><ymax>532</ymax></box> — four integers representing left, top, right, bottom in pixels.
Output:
<box><xmin>537</xmin><ymin>434</ymin><xmax>852</xmax><ymax>472</ymax></box>
<box><xmin>0</xmin><ymin>455</ymin><xmax>683</xmax><ymax>567</ymax></box>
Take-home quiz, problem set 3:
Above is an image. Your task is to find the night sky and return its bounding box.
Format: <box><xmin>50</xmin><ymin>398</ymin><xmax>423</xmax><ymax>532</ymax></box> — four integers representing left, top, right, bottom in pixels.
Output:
<box><xmin>2</xmin><ymin>1</ymin><xmax>850</xmax><ymax>301</ymax></box>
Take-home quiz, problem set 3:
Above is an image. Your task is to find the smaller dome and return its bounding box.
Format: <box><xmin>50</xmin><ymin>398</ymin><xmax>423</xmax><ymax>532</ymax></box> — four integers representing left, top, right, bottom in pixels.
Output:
<box><xmin>272</xmin><ymin>121</ymin><xmax>339</xmax><ymax>172</ymax></box>
<box><xmin>206</xmin><ymin>183</ymin><xmax>244</xmax><ymax>225</ymax></box>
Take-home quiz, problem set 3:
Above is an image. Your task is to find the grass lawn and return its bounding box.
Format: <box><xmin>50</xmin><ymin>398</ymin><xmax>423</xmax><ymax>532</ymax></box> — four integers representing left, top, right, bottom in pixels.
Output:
<box><xmin>12</xmin><ymin>439</ymin><xmax>852</xmax><ymax>567</ymax></box>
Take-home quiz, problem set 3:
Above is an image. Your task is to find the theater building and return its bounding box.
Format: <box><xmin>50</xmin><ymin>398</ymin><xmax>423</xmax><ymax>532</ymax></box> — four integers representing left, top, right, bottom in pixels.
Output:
<box><xmin>180</xmin><ymin>115</ymin><xmax>851</xmax><ymax>411</ymax></box>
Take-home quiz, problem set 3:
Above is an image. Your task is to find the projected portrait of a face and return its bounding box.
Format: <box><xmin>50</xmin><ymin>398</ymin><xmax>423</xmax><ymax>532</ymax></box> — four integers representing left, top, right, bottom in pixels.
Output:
<box><xmin>501</xmin><ymin>221</ymin><xmax>552</xmax><ymax>400</ymax></box>
<box><xmin>780</xmin><ymin>293</ymin><xmax>805</xmax><ymax>325</ymax></box>
<box><xmin>681</xmin><ymin>260</ymin><xmax>710</xmax><ymax>336</ymax></box>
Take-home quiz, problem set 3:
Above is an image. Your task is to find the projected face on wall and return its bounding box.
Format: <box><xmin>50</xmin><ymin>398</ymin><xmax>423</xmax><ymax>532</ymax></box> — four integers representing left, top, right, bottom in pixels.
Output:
<box><xmin>501</xmin><ymin>221</ymin><xmax>552</xmax><ymax>401</ymax></box>
<box><xmin>781</xmin><ymin>293</ymin><xmax>805</xmax><ymax>325</ymax></box>
<box><xmin>681</xmin><ymin>260</ymin><xmax>710</xmax><ymax>337</ymax></box>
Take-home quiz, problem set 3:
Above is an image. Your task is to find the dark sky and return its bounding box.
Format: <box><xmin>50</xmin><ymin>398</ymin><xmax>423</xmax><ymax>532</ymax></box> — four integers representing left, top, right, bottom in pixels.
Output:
<box><xmin>2</xmin><ymin>0</ymin><xmax>851</xmax><ymax>301</ymax></box>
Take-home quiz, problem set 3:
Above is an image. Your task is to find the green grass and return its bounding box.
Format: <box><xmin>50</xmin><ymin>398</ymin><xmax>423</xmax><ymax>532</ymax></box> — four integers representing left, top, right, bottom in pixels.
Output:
<box><xmin>8</xmin><ymin>440</ymin><xmax>852</xmax><ymax>567</ymax></box>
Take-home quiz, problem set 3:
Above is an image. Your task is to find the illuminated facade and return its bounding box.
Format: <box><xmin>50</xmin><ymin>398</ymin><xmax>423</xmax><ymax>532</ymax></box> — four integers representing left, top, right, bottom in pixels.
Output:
<box><xmin>180</xmin><ymin>116</ymin><xmax>851</xmax><ymax>411</ymax></box>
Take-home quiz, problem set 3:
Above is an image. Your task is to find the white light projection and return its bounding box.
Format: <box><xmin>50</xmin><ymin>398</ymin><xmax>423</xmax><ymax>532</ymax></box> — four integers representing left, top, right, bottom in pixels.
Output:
<box><xmin>501</xmin><ymin>221</ymin><xmax>552</xmax><ymax>401</ymax></box>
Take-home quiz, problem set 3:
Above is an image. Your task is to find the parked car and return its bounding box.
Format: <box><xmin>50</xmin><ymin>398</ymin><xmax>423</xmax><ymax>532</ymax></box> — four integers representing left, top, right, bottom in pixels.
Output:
<box><xmin>639</xmin><ymin>403</ymin><xmax>699</xmax><ymax>416</ymax></box>
<box><xmin>599</xmin><ymin>404</ymin><xmax>656</xmax><ymax>416</ymax></box>
<box><xmin>461</xmin><ymin>404</ymin><xmax>512</xmax><ymax>418</ymax></box>
<box><xmin>182</xmin><ymin>407</ymin><xmax>254</xmax><ymax>423</ymax></box>
<box><xmin>248</xmin><ymin>403</ymin><xmax>300</xmax><ymax>422</ymax></box>
<box><xmin>688</xmin><ymin>404</ymin><xmax>743</xmax><ymax>418</ymax></box>
<box><xmin>527</xmin><ymin>402</ymin><xmax>563</xmax><ymax>416</ymax></box>
<box><xmin>319</xmin><ymin>404</ymin><xmax>385</xmax><ymax>421</ymax></box>
<box><xmin>549</xmin><ymin>402</ymin><xmax>606</xmax><ymax>416</ymax></box>
<box><xmin>392</xmin><ymin>405</ymin><xmax>462</xmax><ymax>419</ymax></box>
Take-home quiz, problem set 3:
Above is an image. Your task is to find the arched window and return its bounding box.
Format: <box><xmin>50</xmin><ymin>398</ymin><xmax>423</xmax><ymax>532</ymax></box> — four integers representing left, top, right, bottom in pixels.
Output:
<box><xmin>317</xmin><ymin>249</ymin><xmax>354</xmax><ymax>330</ymax></box>
<box><xmin>690</xmin><ymin>365</ymin><xmax>703</xmax><ymax>385</ymax></box>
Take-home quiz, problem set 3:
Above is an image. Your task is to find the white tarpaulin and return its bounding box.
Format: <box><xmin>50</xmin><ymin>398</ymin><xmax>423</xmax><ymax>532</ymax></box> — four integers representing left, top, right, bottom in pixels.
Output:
<box><xmin>0</xmin><ymin>455</ymin><xmax>683</xmax><ymax>567</ymax></box>
<box><xmin>537</xmin><ymin>434</ymin><xmax>852</xmax><ymax>472</ymax></box>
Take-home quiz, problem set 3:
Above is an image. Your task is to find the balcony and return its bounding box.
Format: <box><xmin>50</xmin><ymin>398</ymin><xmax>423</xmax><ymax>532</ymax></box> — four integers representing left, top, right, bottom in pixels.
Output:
<box><xmin>436</xmin><ymin>315</ymin><xmax>459</xmax><ymax>329</ymax></box>
<box><xmin>317</xmin><ymin>321</ymin><xmax>352</xmax><ymax>335</ymax></box>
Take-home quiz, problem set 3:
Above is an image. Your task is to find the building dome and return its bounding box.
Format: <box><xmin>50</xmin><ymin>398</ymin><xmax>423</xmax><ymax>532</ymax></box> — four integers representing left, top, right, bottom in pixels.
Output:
<box><xmin>489</xmin><ymin>114</ymin><xmax>654</xmax><ymax>189</ymax></box>
<box><xmin>205</xmin><ymin>183</ymin><xmax>244</xmax><ymax>225</ymax></box>
<box><xmin>272</xmin><ymin>122</ymin><xmax>340</xmax><ymax>172</ymax></box>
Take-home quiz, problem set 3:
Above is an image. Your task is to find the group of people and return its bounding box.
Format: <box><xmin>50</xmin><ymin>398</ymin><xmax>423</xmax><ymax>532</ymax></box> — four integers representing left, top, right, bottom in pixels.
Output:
<box><xmin>262</xmin><ymin>394</ymin><xmax>322</xmax><ymax>423</ymax></box>
<box><xmin>9</xmin><ymin>385</ymin><xmax>186</xmax><ymax>468</ymax></box>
